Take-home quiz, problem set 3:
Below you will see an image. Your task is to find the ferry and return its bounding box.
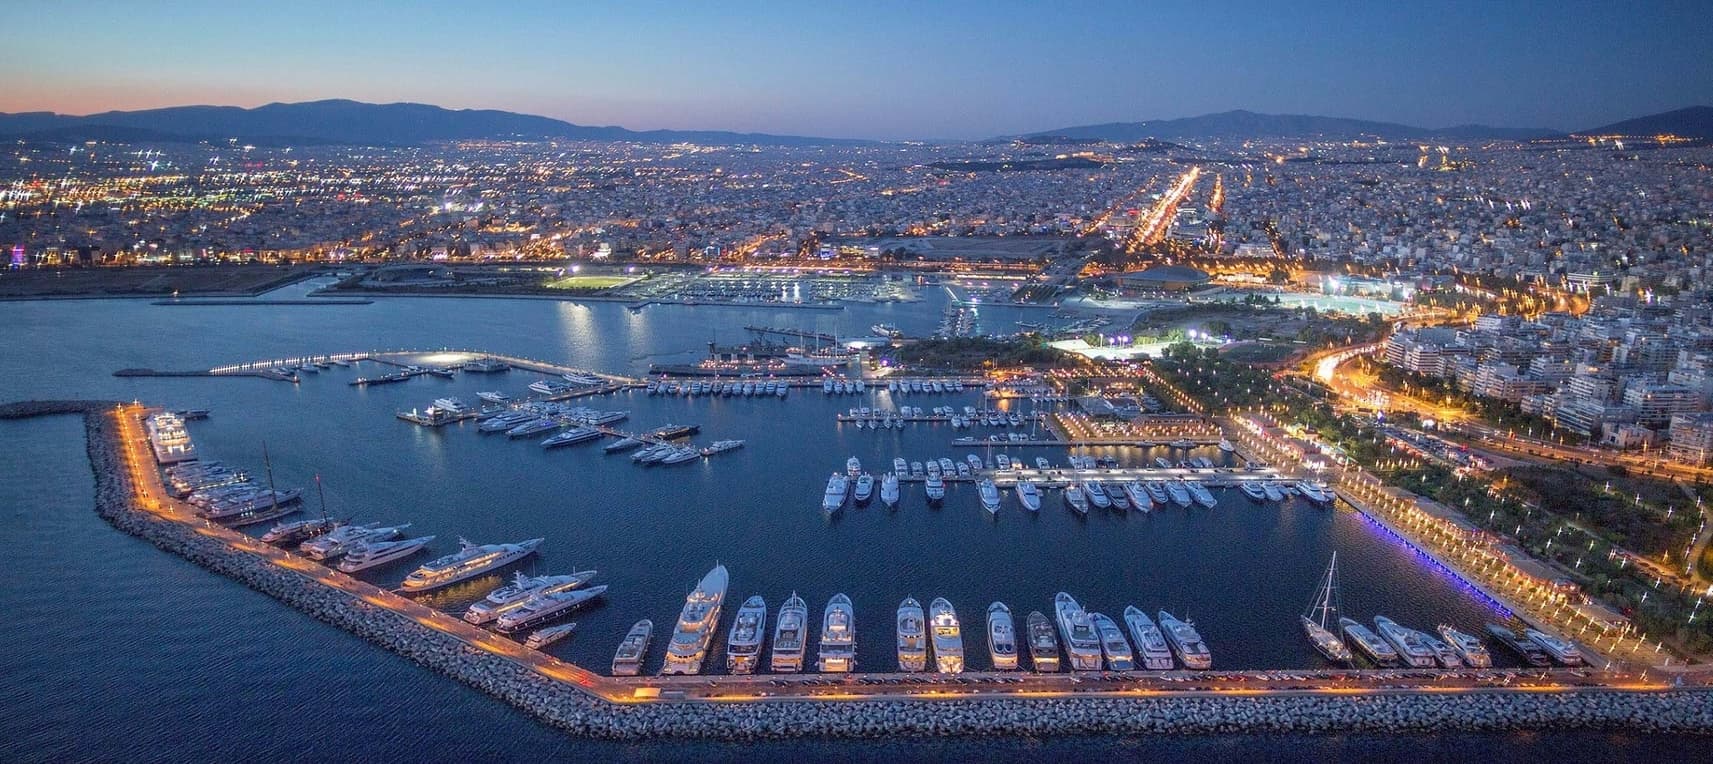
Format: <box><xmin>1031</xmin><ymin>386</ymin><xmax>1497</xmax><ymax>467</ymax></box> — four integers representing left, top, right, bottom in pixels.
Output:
<box><xmin>661</xmin><ymin>564</ymin><xmax>729</xmax><ymax>675</ymax></box>
<box><xmin>929</xmin><ymin>598</ymin><xmax>964</xmax><ymax>673</ymax></box>
<box><xmin>850</xmin><ymin>473</ymin><xmax>874</xmax><ymax>504</ymax></box>
<box><xmin>336</xmin><ymin>535</ymin><xmax>435</xmax><ymax>573</ymax></box>
<box><xmin>1436</xmin><ymin>624</ymin><xmax>1493</xmax><ymax>668</ymax></box>
<box><xmin>300</xmin><ymin>523</ymin><xmax>402</xmax><ymax>561</ymax></box>
<box><xmin>771</xmin><ymin>593</ymin><xmax>809</xmax><ymax>673</ymax></box>
<box><xmin>1340</xmin><ymin>617</ymin><xmax>1400</xmax><ymax>665</ymax></box>
<box><xmin>464</xmin><ymin>570</ymin><xmax>599</xmax><ymax>625</ymax></box>
<box><xmin>1486</xmin><ymin>624</ymin><xmax>1553</xmax><ymax>667</ymax></box>
<box><xmin>399</xmin><ymin>537</ymin><xmax>544</xmax><ymax>593</ymax></box>
<box><xmin>978</xmin><ymin>479</ymin><xmax>1001</xmax><ymax>514</ymax></box>
<box><xmin>724</xmin><ymin>595</ymin><xmax>769</xmax><ymax>674</ymax></box>
<box><xmin>1053</xmin><ymin>593</ymin><xmax>1103</xmax><ymax>671</ymax></box>
<box><xmin>822</xmin><ymin>473</ymin><xmax>849</xmax><ymax>512</ymax></box>
<box><xmin>1525</xmin><ymin>628</ymin><xmax>1585</xmax><ymax>666</ymax></box>
<box><xmin>1015</xmin><ymin>480</ymin><xmax>1042</xmax><ymax>512</ymax></box>
<box><xmin>897</xmin><ymin>597</ymin><xmax>928</xmax><ymax>672</ymax></box>
<box><xmin>1187</xmin><ymin>480</ymin><xmax>1218</xmax><ymax>508</ymax></box>
<box><xmin>879</xmin><ymin>473</ymin><xmax>900</xmax><ymax>508</ymax></box>
<box><xmin>1374</xmin><ymin>616</ymin><xmax>1438</xmax><ymax>668</ymax></box>
<box><xmin>1422</xmin><ymin>632</ymin><xmax>1464</xmax><ymax>668</ymax></box>
<box><xmin>612</xmin><ymin>620</ymin><xmax>654</xmax><ymax>676</ymax></box>
<box><xmin>495</xmin><ymin>585</ymin><xmax>607</xmax><ymax>634</ymax></box>
<box><xmin>1156</xmin><ymin>611</ymin><xmax>1213</xmax><ymax>670</ymax></box>
<box><xmin>818</xmin><ymin>594</ymin><xmax>857</xmax><ymax>673</ymax></box>
<box><xmin>924</xmin><ymin>475</ymin><xmax>946</xmax><ymax>503</ymax></box>
<box><xmin>987</xmin><ymin>602</ymin><xmax>1019</xmax><ymax>670</ymax></box>
<box><xmin>1026</xmin><ymin>611</ymin><xmax>1061</xmax><ymax>672</ymax></box>
<box><xmin>1240</xmin><ymin>481</ymin><xmax>1269</xmax><ymax>502</ymax></box>
<box><xmin>524</xmin><ymin>622</ymin><xmax>576</xmax><ymax>650</ymax></box>
<box><xmin>1297</xmin><ymin>481</ymin><xmax>1333</xmax><ymax>505</ymax></box>
<box><xmin>1164</xmin><ymin>480</ymin><xmax>1193</xmax><ymax>508</ymax></box>
<box><xmin>1122</xmin><ymin>606</ymin><xmax>1176</xmax><ymax>670</ymax></box>
<box><xmin>261</xmin><ymin>515</ymin><xmax>335</xmax><ymax>544</ymax></box>
<box><xmin>1064</xmin><ymin>484</ymin><xmax>1089</xmax><ymax>514</ymax></box>
<box><xmin>1084</xmin><ymin>481</ymin><xmax>1112</xmax><ymax>510</ymax></box>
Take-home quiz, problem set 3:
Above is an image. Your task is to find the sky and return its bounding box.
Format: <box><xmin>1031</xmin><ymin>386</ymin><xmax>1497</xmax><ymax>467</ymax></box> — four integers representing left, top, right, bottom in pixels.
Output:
<box><xmin>3</xmin><ymin>0</ymin><xmax>1711</xmax><ymax>140</ymax></box>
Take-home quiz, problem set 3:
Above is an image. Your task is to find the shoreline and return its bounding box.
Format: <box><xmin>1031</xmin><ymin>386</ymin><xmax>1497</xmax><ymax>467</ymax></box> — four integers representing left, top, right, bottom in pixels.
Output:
<box><xmin>9</xmin><ymin>398</ymin><xmax>1713</xmax><ymax>740</ymax></box>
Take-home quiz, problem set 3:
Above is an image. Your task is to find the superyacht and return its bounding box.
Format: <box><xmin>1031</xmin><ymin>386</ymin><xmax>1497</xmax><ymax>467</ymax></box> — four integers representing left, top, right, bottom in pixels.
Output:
<box><xmin>399</xmin><ymin>537</ymin><xmax>544</xmax><ymax>592</ymax></box>
<box><xmin>1026</xmin><ymin>611</ymin><xmax>1061</xmax><ymax>672</ymax></box>
<box><xmin>896</xmin><ymin>597</ymin><xmax>928</xmax><ymax>672</ymax></box>
<box><xmin>977</xmin><ymin>479</ymin><xmax>1001</xmax><ymax>514</ymax></box>
<box><xmin>524</xmin><ymin>622</ymin><xmax>576</xmax><ymax>650</ymax></box>
<box><xmin>1374</xmin><ymin>616</ymin><xmax>1438</xmax><ymax>668</ymax></box>
<box><xmin>770</xmin><ymin>593</ymin><xmax>809</xmax><ymax>673</ymax></box>
<box><xmin>1053</xmin><ymin>593</ymin><xmax>1103</xmax><ymax>670</ymax></box>
<box><xmin>924</xmin><ymin>474</ymin><xmax>946</xmax><ymax>503</ymax></box>
<box><xmin>1063</xmin><ymin>483</ymin><xmax>1089</xmax><ymax>514</ymax></box>
<box><xmin>300</xmin><ymin>523</ymin><xmax>402</xmax><ymax>561</ymax></box>
<box><xmin>1122</xmin><ymin>606</ymin><xmax>1176</xmax><ymax>670</ymax></box>
<box><xmin>464</xmin><ymin>570</ymin><xmax>599</xmax><ymax>625</ymax></box>
<box><xmin>1340</xmin><ymin>617</ymin><xmax>1400</xmax><ymax>665</ymax></box>
<box><xmin>336</xmin><ymin>535</ymin><xmax>435</xmax><ymax>573</ymax></box>
<box><xmin>1122</xmin><ymin>481</ymin><xmax>1152</xmax><ymax>512</ymax></box>
<box><xmin>1525</xmin><ymin>628</ymin><xmax>1585</xmax><ymax>666</ymax></box>
<box><xmin>879</xmin><ymin>473</ymin><xmax>901</xmax><ymax>508</ymax></box>
<box><xmin>1187</xmin><ymin>480</ymin><xmax>1218</xmax><ymax>508</ymax></box>
<box><xmin>822</xmin><ymin>473</ymin><xmax>850</xmax><ymax>512</ymax></box>
<box><xmin>1486</xmin><ymin>623</ymin><xmax>1553</xmax><ymax>667</ymax></box>
<box><xmin>1156</xmin><ymin>611</ymin><xmax>1213</xmax><ymax>669</ymax></box>
<box><xmin>1436</xmin><ymin>624</ymin><xmax>1493</xmax><ymax>668</ymax></box>
<box><xmin>1084</xmin><ymin>481</ymin><xmax>1112</xmax><ymax>510</ymax></box>
<box><xmin>495</xmin><ymin>585</ymin><xmax>608</xmax><ymax>634</ymax></box>
<box><xmin>1015</xmin><ymin>480</ymin><xmax>1042</xmax><ymax>512</ymax></box>
<box><xmin>1090</xmin><ymin>612</ymin><xmax>1135</xmax><ymax>671</ymax></box>
<box><xmin>986</xmin><ymin>602</ymin><xmax>1019</xmax><ymax>670</ymax></box>
<box><xmin>724</xmin><ymin>595</ymin><xmax>769</xmax><ymax>674</ymax></box>
<box><xmin>929</xmin><ymin>598</ymin><xmax>964</xmax><ymax>673</ymax></box>
<box><xmin>660</xmin><ymin>564</ymin><xmax>729</xmax><ymax>675</ymax></box>
<box><xmin>818</xmin><ymin>594</ymin><xmax>857</xmax><ymax>673</ymax></box>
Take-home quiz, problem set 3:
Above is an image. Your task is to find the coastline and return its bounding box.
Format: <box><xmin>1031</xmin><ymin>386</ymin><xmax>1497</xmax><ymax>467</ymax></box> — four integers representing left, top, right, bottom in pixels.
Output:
<box><xmin>11</xmin><ymin>398</ymin><xmax>1713</xmax><ymax>741</ymax></box>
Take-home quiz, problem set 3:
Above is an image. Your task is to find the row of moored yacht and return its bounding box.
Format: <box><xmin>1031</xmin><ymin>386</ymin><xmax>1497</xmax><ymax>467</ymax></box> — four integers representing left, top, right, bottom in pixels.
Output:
<box><xmin>648</xmin><ymin>379</ymin><xmax>790</xmax><ymax>398</ymax></box>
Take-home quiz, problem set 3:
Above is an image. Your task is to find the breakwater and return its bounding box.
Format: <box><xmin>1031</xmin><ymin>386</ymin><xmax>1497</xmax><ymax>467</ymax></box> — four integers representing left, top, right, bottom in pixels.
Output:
<box><xmin>11</xmin><ymin>398</ymin><xmax>1712</xmax><ymax>741</ymax></box>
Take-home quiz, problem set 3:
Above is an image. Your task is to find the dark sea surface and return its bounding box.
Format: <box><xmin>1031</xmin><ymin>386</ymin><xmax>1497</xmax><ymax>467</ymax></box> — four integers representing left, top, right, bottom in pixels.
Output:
<box><xmin>0</xmin><ymin>282</ymin><xmax>1702</xmax><ymax>760</ymax></box>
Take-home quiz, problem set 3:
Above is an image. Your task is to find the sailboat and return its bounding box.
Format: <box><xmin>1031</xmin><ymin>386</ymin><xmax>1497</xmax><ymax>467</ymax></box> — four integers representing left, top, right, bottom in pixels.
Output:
<box><xmin>1301</xmin><ymin>552</ymin><xmax>1355</xmax><ymax>663</ymax></box>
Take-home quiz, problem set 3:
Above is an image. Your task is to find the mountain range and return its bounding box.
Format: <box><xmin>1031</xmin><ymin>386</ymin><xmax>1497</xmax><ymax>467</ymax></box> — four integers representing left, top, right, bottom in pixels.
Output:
<box><xmin>1</xmin><ymin>100</ymin><xmax>1709</xmax><ymax>147</ymax></box>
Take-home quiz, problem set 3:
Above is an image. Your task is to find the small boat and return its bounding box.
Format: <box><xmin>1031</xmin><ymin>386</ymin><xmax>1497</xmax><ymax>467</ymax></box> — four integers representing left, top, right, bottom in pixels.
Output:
<box><xmin>1026</xmin><ymin>610</ymin><xmax>1061</xmax><ymax>672</ymax></box>
<box><xmin>1089</xmin><ymin>612</ymin><xmax>1135</xmax><ymax>671</ymax></box>
<box><xmin>846</xmin><ymin>456</ymin><xmax>863</xmax><ymax>476</ymax></box>
<box><xmin>924</xmin><ymin>475</ymin><xmax>945</xmax><ymax>503</ymax></box>
<box><xmin>1015</xmin><ymin>480</ymin><xmax>1041</xmax><ymax>512</ymax></box>
<box><xmin>987</xmin><ymin>602</ymin><xmax>1019</xmax><ymax>670</ymax></box>
<box><xmin>1436</xmin><ymin>624</ymin><xmax>1493</xmax><ymax>668</ymax></box>
<box><xmin>894</xmin><ymin>457</ymin><xmax>909</xmax><ymax>474</ymax></box>
<box><xmin>611</xmin><ymin>620</ymin><xmax>654</xmax><ymax>676</ymax></box>
<box><xmin>771</xmin><ymin>593</ymin><xmax>809</xmax><ymax>673</ymax></box>
<box><xmin>1122</xmin><ymin>606</ymin><xmax>1175</xmax><ymax>670</ymax></box>
<box><xmin>1218</xmin><ymin>439</ymin><xmax>1235</xmax><ymax>452</ymax></box>
<box><xmin>897</xmin><ymin>597</ymin><xmax>928</xmax><ymax>672</ymax></box>
<box><xmin>854</xmin><ymin>473</ymin><xmax>875</xmax><ymax>504</ymax></box>
<box><xmin>524</xmin><ymin>622</ymin><xmax>576</xmax><ymax>650</ymax></box>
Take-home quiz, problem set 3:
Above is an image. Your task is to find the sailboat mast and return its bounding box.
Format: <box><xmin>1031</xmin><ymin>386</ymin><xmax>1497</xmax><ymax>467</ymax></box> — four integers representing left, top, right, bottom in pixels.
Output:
<box><xmin>261</xmin><ymin>441</ymin><xmax>279</xmax><ymax>512</ymax></box>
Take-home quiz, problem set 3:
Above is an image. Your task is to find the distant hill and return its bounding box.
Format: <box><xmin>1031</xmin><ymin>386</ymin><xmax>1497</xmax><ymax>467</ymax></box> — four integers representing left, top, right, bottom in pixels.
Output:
<box><xmin>0</xmin><ymin>99</ymin><xmax>872</xmax><ymax>147</ymax></box>
<box><xmin>1019</xmin><ymin>109</ymin><xmax>1559</xmax><ymax>142</ymax></box>
<box><xmin>1580</xmin><ymin>106</ymin><xmax>1713</xmax><ymax>139</ymax></box>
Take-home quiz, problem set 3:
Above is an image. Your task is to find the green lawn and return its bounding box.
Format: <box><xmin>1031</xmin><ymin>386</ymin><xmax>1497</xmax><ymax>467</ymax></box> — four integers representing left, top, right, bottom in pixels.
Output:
<box><xmin>544</xmin><ymin>275</ymin><xmax>634</xmax><ymax>290</ymax></box>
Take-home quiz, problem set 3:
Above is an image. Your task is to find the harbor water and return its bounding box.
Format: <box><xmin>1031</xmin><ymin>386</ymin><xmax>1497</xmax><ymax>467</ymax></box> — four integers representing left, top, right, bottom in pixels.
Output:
<box><xmin>0</xmin><ymin>284</ymin><xmax>1698</xmax><ymax>759</ymax></box>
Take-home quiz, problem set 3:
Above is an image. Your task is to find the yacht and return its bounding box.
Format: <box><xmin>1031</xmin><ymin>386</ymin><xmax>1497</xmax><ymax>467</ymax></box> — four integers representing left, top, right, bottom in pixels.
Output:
<box><xmin>879</xmin><ymin>473</ymin><xmax>900</xmax><ymax>508</ymax></box>
<box><xmin>1218</xmin><ymin>439</ymin><xmax>1236</xmax><ymax>453</ymax></box>
<box><xmin>1090</xmin><ymin>612</ymin><xmax>1135</xmax><ymax>671</ymax></box>
<box><xmin>609</xmin><ymin>620</ymin><xmax>647</xmax><ymax>674</ymax></box>
<box><xmin>1164</xmin><ymin>480</ymin><xmax>1193</xmax><ymax>508</ymax></box>
<box><xmin>1240</xmin><ymin>481</ymin><xmax>1269</xmax><ymax>502</ymax></box>
<box><xmin>524</xmin><ymin>622</ymin><xmax>576</xmax><ymax>650</ymax></box>
<box><xmin>1155</xmin><ymin>457</ymin><xmax>1174</xmax><ymax>469</ymax></box>
<box><xmin>300</xmin><ymin>523</ymin><xmax>400</xmax><ymax>561</ymax></box>
<box><xmin>1063</xmin><ymin>484</ymin><xmax>1089</xmax><ymax>514</ymax></box>
<box><xmin>261</xmin><ymin>516</ymin><xmax>335</xmax><ymax>544</ymax></box>
<box><xmin>822</xmin><ymin>473</ymin><xmax>850</xmax><ymax>512</ymax></box>
<box><xmin>476</xmin><ymin>391</ymin><xmax>510</xmax><ymax>404</ymax></box>
<box><xmin>725</xmin><ymin>595</ymin><xmax>769</xmax><ymax>674</ymax></box>
<box><xmin>1015</xmin><ymin>480</ymin><xmax>1042</xmax><ymax>512</ymax></box>
<box><xmin>965</xmin><ymin>454</ymin><xmax>984</xmax><ymax>470</ymax></box>
<box><xmin>464</xmin><ymin>570</ymin><xmax>599</xmax><ymax>625</ymax></box>
<box><xmin>1374</xmin><ymin>616</ymin><xmax>1437</xmax><ymax>668</ymax></box>
<box><xmin>924</xmin><ymin>475</ymin><xmax>946</xmax><ymax>503</ymax></box>
<box><xmin>1144</xmin><ymin>481</ymin><xmax>1171</xmax><ymax>506</ymax></box>
<box><xmin>204</xmin><ymin>489</ymin><xmax>304</xmax><ymax>519</ymax></box>
<box><xmin>399</xmin><ymin>537</ymin><xmax>544</xmax><ymax>593</ymax></box>
<box><xmin>1340</xmin><ymin>617</ymin><xmax>1400</xmax><ymax>665</ymax></box>
<box><xmin>1122</xmin><ymin>482</ymin><xmax>1152</xmax><ymax>512</ymax></box>
<box><xmin>661</xmin><ymin>564</ymin><xmax>729</xmax><ymax>675</ymax></box>
<box><xmin>1187</xmin><ymin>480</ymin><xmax>1218</xmax><ymax>508</ymax></box>
<box><xmin>929</xmin><ymin>598</ymin><xmax>964</xmax><ymax>673</ymax></box>
<box><xmin>1026</xmin><ymin>611</ymin><xmax>1061</xmax><ymax>672</ymax></box>
<box><xmin>853</xmin><ymin>473</ymin><xmax>875</xmax><ymax>504</ymax></box>
<box><xmin>336</xmin><ymin>535</ymin><xmax>435</xmax><ymax>573</ymax></box>
<box><xmin>925</xmin><ymin>459</ymin><xmax>942</xmax><ymax>479</ymax></box>
<box><xmin>1156</xmin><ymin>611</ymin><xmax>1213</xmax><ymax>670</ymax></box>
<box><xmin>846</xmin><ymin>456</ymin><xmax>863</xmax><ymax>477</ymax></box>
<box><xmin>896</xmin><ymin>597</ymin><xmax>928</xmax><ymax>672</ymax></box>
<box><xmin>771</xmin><ymin>593</ymin><xmax>809</xmax><ymax>673</ymax></box>
<box><xmin>1053</xmin><ymin>593</ymin><xmax>1103</xmax><ymax>671</ymax></box>
<box><xmin>1486</xmin><ymin>624</ymin><xmax>1553</xmax><ymax>667</ymax></box>
<box><xmin>1423</xmin><ymin>632</ymin><xmax>1464</xmax><ymax>668</ymax></box>
<box><xmin>1297</xmin><ymin>481</ymin><xmax>1333</xmax><ymax>505</ymax></box>
<box><xmin>1301</xmin><ymin>553</ymin><xmax>1355</xmax><ymax>664</ymax></box>
<box><xmin>1104</xmin><ymin>482</ymin><xmax>1130</xmax><ymax>510</ymax></box>
<box><xmin>910</xmin><ymin>461</ymin><xmax>924</xmax><ymax>477</ymax></box>
<box><xmin>1122</xmin><ymin>607</ymin><xmax>1176</xmax><ymax>670</ymax></box>
<box><xmin>1034</xmin><ymin>457</ymin><xmax>1050</xmax><ymax>470</ymax></box>
<box><xmin>506</xmin><ymin>418</ymin><xmax>561</xmax><ymax>438</ymax></box>
<box><xmin>894</xmin><ymin>457</ymin><xmax>909</xmax><ymax>474</ymax></box>
<box><xmin>818</xmin><ymin>594</ymin><xmax>857</xmax><ymax>673</ymax></box>
<box><xmin>1436</xmin><ymin>624</ymin><xmax>1493</xmax><ymax>668</ymax></box>
<box><xmin>987</xmin><ymin>602</ymin><xmax>1019</xmax><ymax>670</ymax></box>
<box><xmin>1169</xmin><ymin>439</ymin><xmax>1195</xmax><ymax>449</ymax></box>
<box><xmin>1263</xmin><ymin>481</ymin><xmax>1287</xmax><ymax>503</ymax></box>
<box><xmin>977</xmin><ymin>479</ymin><xmax>1001</xmax><ymax>514</ymax></box>
<box><xmin>495</xmin><ymin>585</ymin><xmax>608</xmax><ymax>633</ymax></box>
<box><xmin>541</xmin><ymin>427</ymin><xmax>601</xmax><ymax>448</ymax></box>
<box><xmin>1525</xmin><ymin>628</ymin><xmax>1585</xmax><ymax>666</ymax></box>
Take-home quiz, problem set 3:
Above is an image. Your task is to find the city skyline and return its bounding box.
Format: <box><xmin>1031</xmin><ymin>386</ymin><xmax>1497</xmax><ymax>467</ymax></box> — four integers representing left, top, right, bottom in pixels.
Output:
<box><xmin>4</xmin><ymin>0</ymin><xmax>1712</xmax><ymax>140</ymax></box>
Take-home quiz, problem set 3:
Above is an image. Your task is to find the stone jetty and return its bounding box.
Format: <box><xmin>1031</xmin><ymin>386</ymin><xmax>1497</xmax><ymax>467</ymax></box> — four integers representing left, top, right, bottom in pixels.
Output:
<box><xmin>7</xmin><ymin>399</ymin><xmax>1712</xmax><ymax>741</ymax></box>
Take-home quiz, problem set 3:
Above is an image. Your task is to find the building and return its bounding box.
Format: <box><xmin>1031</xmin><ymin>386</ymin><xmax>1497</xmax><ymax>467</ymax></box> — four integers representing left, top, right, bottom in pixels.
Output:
<box><xmin>1667</xmin><ymin>413</ymin><xmax>1713</xmax><ymax>466</ymax></box>
<box><xmin>1622</xmin><ymin>383</ymin><xmax>1702</xmax><ymax>427</ymax></box>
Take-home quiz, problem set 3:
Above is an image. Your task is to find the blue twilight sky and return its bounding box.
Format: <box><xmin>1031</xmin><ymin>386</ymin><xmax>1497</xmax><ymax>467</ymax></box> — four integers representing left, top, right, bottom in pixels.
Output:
<box><xmin>2</xmin><ymin>0</ymin><xmax>1710</xmax><ymax>140</ymax></box>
